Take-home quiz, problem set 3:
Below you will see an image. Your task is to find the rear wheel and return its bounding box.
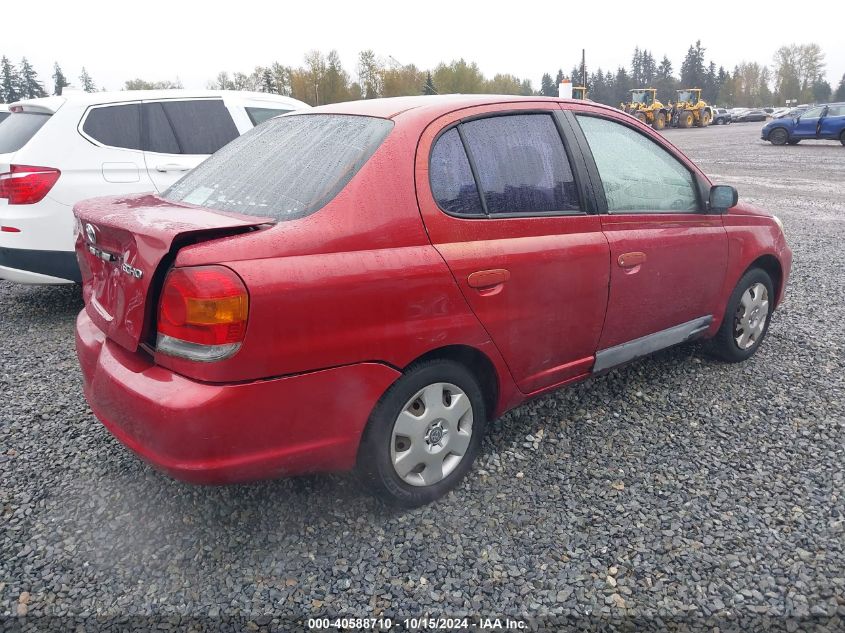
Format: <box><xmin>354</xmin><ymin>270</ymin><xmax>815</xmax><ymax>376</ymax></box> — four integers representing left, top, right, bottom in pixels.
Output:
<box><xmin>706</xmin><ymin>268</ymin><xmax>774</xmax><ymax>363</ymax></box>
<box><xmin>840</xmin><ymin>130</ymin><xmax>845</xmax><ymax>146</ymax></box>
<box><xmin>635</xmin><ymin>112</ymin><xmax>647</xmax><ymax>124</ymax></box>
<box><xmin>357</xmin><ymin>359</ymin><xmax>487</xmax><ymax>507</ymax></box>
<box><xmin>652</xmin><ymin>111</ymin><xmax>666</xmax><ymax>130</ymax></box>
<box><xmin>769</xmin><ymin>128</ymin><xmax>789</xmax><ymax>145</ymax></box>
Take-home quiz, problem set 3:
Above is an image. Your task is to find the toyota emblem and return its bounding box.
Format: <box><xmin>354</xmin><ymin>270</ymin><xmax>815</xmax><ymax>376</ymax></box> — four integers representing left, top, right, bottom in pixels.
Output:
<box><xmin>84</xmin><ymin>223</ymin><xmax>97</xmax><ymax>244</ymax></box>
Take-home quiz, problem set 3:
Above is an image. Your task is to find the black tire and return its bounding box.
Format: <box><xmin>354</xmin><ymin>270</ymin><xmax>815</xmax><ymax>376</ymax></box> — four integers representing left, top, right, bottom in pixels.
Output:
<box><xmin>787</xmin><ymin>139</ymin><xmax>800</xmax><ymax>145</ymax></box>
<box><xmin>357</xmin><ymin>359</ymin><xmax>488</xmax><ymax>507</ymax></box>
<box><xmin>706</xmin><ymin>268</ymin><xmax>774</xmax><ymax>363</ymax></box>
<box><xmin>769</xmin><ymin>128</ymin><xmax>789</xmax><ymax>146</ymax></box>
<box><xmin>652</xmin><ymin>111</ymin><xmax>666</xmax><ymax>130</ymax></box>
<box><xmin>840</xmin><ymin>130</ymin><xmax>845</xmax><ymax>146</ymax></box>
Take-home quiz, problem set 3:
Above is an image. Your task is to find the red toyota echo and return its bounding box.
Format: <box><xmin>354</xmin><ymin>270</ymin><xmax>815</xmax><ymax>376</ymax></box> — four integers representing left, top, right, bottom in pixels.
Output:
<box><xmin>74</xmin><ymin>96</ymin><xmax>792</xmax><ymax>506</ymax></box>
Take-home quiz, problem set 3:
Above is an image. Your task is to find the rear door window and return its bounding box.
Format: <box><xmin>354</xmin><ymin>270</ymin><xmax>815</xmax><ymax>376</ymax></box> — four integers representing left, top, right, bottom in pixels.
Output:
<box><xmin>245</xmin><ymin>107</ymin><xmax>291</xmax><ymax>126</ymax></box>
<box><xmin>155</xmin><ymin>100</ymin><xmax>239</xmax><ymax>155</ymax></box>
<box><xmin>429</xmin><ymin>128</ymin><xmax>484</xmax><ymax>216</ymax></box>
<box><xmin>142</xmin><ymin>102</ymin><xmax>180</xmax><ymax>154</ymax></box>
<box><xmin>460</xmin><ymin>114</ymin><xmax>581</xmax><ymax>215</ymax></box>
<box><xmin>0</xmin><ymin>112</ymin><xmax>51</xmax><ymax>153</ymax></box>
<box><xmin>82</xmin><ymin>104</ymin><xmax>142</xmax><ymax>150</ymax></box>
<box><xmin>163</xmin><ymin>114</ymin><xmax>393</xmax><ymax>220</ymax></box>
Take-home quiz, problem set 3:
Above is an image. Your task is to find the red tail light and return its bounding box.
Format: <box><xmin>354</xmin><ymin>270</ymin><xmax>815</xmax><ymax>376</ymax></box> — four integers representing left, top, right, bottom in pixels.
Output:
<box><xmin>0</xmin><ymin>165</ymin><xmax>61</xmax><ymax>205</ymax></box>
<box><xmin>156</xmin><ymin>266</ymin><xmax>249</xmax><ymax>362</ymax></box>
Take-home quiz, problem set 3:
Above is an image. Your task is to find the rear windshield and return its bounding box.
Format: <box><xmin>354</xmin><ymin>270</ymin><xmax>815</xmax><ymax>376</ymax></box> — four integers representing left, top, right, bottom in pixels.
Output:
<box><xmin>163</xmin><ymin>114</ymin><xmax>393</xmax><ymax>220</ymax></box>
<box><xmin>0</xmin><ymin>112</ymin><xmax>50</xmax><ymax>153</ymax></box>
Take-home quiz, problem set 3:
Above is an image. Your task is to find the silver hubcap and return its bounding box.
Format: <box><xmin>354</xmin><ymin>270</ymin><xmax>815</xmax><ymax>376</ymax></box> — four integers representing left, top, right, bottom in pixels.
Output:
<box><xmin>734</xmin><ymin>282</ymin><xmax>769</xmax><ymax>350</ymax></box>
<box><xmin>390</xmin><ymin>382</ymin><xmax>473</xmax><ymax>487</ymax></box>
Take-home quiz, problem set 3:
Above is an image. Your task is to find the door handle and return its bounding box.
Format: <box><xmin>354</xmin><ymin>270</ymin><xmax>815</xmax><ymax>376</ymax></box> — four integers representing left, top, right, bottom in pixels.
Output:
<box><xmin>618</xmin><ymin>252</ymin><xmax>647</xmax><ymax>268</ymax></box>
<box><xmin>467</xmin><ymin>269</ymin><xmax>510</xmax><ymax>289</ymax></box>
<box><xmin>155</xmin><ymin>163</ymin><xmax>192</xmax><ymax>173</ymax></box>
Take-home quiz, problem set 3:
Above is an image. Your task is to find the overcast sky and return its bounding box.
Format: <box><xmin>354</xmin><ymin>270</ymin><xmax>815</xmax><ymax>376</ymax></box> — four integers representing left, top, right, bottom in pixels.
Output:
<box><xmin>4</xmin><ymin>0</ymin><xmax>844</xmax><ymax>94</ymax></box>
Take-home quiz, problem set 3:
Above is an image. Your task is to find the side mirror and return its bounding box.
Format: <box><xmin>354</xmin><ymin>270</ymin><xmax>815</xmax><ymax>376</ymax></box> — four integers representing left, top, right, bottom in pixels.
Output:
<box><xmin>709</xmin><ymin>185</ymin><xmax>738</xmax><ymax>213</ymax></box>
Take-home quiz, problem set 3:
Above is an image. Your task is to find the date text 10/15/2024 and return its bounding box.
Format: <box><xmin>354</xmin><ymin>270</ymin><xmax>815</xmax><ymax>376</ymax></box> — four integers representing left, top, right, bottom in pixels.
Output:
<box><xmin>307</xmin><ymin>617</ymin><xmax>527</xmax><ymax>630</ymax></box>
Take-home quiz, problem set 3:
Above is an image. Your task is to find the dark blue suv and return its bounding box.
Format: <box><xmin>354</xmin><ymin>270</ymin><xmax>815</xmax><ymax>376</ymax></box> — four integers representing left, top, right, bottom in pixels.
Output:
<box><xmin>762</xmin><ymin>103</ymin><xmax>845</xmax><ymax>146</ymax></box>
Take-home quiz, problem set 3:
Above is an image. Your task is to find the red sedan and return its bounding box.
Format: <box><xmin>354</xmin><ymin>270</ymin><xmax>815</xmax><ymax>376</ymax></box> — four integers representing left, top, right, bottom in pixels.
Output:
<box><xmin>74</xmin><ymin>95</ymin><xmax>791</xmax><ymax>506</ymax></box>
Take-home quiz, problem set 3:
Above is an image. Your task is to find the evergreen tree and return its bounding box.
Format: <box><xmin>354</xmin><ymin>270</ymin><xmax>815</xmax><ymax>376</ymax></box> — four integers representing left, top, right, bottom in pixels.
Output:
<box><xmin>52</xmin><ymin>63</ymin><xmax>69</xmax><ymax>96</ymax></box>
<box><xmin>631</xmin><ymin>47</ymin><xmax>643</xmax><ymax>85</ymax></box>
<box><xmin>614</xmin><ymin>67</ymin><xmax>631</xmax><ymax>105</ymax></box>
<box><xmin>540</xmin><ymin>73</ymin><xmax>556</xmax><ymax>97</ymax></box>
<box><xmin>1</xmin><ymin>57</ymin><xmax>21</xmax><ymax>103</ymax></box>
<box><xmin>641</xmin><ymin>50</ymin><xmax>657</xmax><ymax>84</ymax></box>
<box><xmin>423</xmin><ymin>72</ymin><xmax>436</xmax><ymax>95</ymax></box>
<box><xmin>834</xmin><ymin>73</ymin><xmax>845</xmax><ymax>101</ymax></box>
<box><xmin>18</xmin><ymin>58</ymin><xmax>47</xmax><ymax>99</ymax></box>
<box><xmin>811</xmin><ymin>77</ymin><xmax>831</xmax><ymax>103</ymax></box>
<box><xmin>260</xmin><ymin>67</ymin><xmax>276</xmax><ymax>93</ymax></box>
<box><xmin>79</xmin><ymin>67</ymin><xmax>96</xmax><ymax>92</ymax></box>
<box><xmin>680</xmin><ymin>40</ymin><xmax>706</xmax><ymax>88</ymax></box>
<box><xmin>555</xmin><ymin>69</ymin><xmax>565</xmax><ymax>86</ymax></box>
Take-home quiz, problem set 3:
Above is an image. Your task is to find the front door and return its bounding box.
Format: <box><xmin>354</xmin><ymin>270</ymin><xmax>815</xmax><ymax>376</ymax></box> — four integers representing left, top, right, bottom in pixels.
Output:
<box><xmin>792</xmin><ymin>105</ymin><xmax>826</xmax><ymax>139</ymax></box>
<box><xmin>573</xmin><ymin>112</ymin><xmax>728</xmax><ymax>356</ymax></box>
<box><xmin>416</xmin><ymin>105</ymin><xmax>610</xmax><ymax>394</ymax></box>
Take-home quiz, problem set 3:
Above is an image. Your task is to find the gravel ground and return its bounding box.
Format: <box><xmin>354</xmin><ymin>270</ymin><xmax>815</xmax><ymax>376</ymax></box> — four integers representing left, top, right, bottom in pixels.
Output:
<box><xmin>1</xmin><ymin>123</ymin><xmax>844</xmax><ymax>632</ymax></box>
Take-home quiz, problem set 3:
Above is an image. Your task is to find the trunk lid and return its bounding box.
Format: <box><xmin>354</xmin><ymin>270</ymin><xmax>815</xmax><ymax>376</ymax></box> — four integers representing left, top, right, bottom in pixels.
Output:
<box><xmin>74</xmin><ymin>194</ymin><xmax>273</xmax><ymax>352</ymax></box>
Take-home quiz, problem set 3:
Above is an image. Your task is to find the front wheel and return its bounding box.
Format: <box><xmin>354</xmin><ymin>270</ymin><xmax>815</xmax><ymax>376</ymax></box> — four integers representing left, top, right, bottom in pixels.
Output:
<box><xmin>769</xmin><ymin>128</ymin><xmax>789</xmax><ymax>145</ymax></box>
<box><xmin>357</xmin><ymin>359</ymin><xmax>487</xmax><ymax>507</ymax></box>
<box><xmin>840</xmin><ymin>130</ymin><xmax>845</xmax><ymax>146</ymax></box>
<box><xmin>652</xmin><ymin>111</ymin><xmax>666</xmax><ymax>130</ymax></box>
<box><xmin>706</xmin><ymin>268</ymin><xmax>774</xmax><ymax>363</ymax></box>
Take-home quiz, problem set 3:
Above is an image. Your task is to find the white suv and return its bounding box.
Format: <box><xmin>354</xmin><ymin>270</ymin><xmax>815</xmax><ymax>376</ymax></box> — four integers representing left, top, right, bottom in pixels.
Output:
<box><xmin>0</xmin><ymin>90</ymin><xmax>309</xmax><ymax>284</ymax></box>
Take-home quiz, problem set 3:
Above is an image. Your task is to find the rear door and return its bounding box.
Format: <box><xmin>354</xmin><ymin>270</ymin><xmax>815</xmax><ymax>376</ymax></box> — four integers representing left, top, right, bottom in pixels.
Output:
<box><xmin>79</xmin><ymin>102</ymin><xmax>154</xmax><ymax>188</ymax></box>
<box><xmin>142</xmin><ymin>98</ymin><xmax>240</xmax><ymax>192</ymax></box>
<box><xmin>416</xmin><ymin>103</ymin><xmax>610</xmax><ymax>394</ymax></box>
<box><xmin>570</xmin><ymin>109</ymin><xmax>727</xmax><ymax>363</ymax></box>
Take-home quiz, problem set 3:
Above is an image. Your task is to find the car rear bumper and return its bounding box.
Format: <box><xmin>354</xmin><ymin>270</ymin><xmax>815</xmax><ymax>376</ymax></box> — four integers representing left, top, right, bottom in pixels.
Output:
<box><xmin>75</xmin><ymin>309</ymin><xmax>401</xmax><ymax>484</ymax></box>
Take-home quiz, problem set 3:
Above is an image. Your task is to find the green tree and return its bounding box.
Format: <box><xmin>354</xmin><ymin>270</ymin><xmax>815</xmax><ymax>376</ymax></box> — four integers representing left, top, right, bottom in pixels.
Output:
<box><xmin>432</xmin><ymin>59</ymin><xmax>485</xmax><ymax>94</ymax></box>
<box><xmin>357</xmin><ymin>49</ymin><xmax>382</xmax><ymax>99</ymax></box>
<box><xmin>1</xmin><ymin>56</ymin><xmax>21</xmax><ymax>103</ymax></box>
<box><xmin>486</xmin><ymin>73</ymin><xmax>523</xmax><ymax>95</ymax></box>
<box><xmin>124</xmin><ymin>78</ymin><xmax>182</xmax><ymax>90</ymax></box>
<box><xmin>834</xmin><ymin>73</ymin><xmax>845</xmax><ymax>101</ymax></box>
<box><xmin>680</xmin><ymin>40</ymin><xmax>706</xmax><ymax>88</ymax></box>
<box><xmin>540</xmin><ymin>73</ymin><xmax>556</xmax><ymax>97</ymax></box>
<box><xmin>260</xmin><ymin>68</ymin><xmax>276</xmax><ymax>94</ymax></box>
<box><xmin>18</xmin><ymin>58</ymin><xmax>46</xmax><ymax>99</ymax></box>
<box><xmin>79</xmin><ymin>67</ymin><xmax>96</xmax><ymax>92</ymax></box>
<box><xmin>52</xmin><ymin>62</ymin><xmax>69</xmax><ymax>96</ymax></box>
<box><xmin>654</xmin><ymin>55</ymin><xmax>676</xmax><ymax>103</ymax></box>
<box><xmin>812</xmin><ymin>77</ymin><xmax>831</xmax><ymax>103</ymax></box>
<box><xmin>321</xmin><ymin>50</ymin><xmax>352</xmax><ymax>103</ymax></box>
<box><xmin>422</xmin><ymin>72</ymin><xmax>436</xmax><ymax>95</ymax></box>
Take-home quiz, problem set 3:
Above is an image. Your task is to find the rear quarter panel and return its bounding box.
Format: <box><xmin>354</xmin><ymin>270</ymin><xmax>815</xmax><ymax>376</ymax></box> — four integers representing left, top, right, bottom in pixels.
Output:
<box><xmin>161</xmin><ymin>119</ymin><xmax>505</xmax><ymax>395</ymax></box>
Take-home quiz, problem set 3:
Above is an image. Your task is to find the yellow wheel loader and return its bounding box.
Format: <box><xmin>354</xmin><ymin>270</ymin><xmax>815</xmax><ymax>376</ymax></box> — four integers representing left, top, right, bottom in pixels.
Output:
<box><xmin>671</xmin><ymin>89</ymin><xmax>713</xmax><ymax>128</ymax></box>
<box><xmin>621</xmin><ymin>89</ymin><xmax>669</xmax><ymax>130</ymax></box>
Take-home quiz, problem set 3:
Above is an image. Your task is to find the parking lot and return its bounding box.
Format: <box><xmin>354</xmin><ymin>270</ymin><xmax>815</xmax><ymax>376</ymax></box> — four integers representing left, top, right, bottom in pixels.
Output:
<box><xmin>1</xmin><ymin>122</ymin><xmax>843</xmax><ymax>631</ymax></box>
